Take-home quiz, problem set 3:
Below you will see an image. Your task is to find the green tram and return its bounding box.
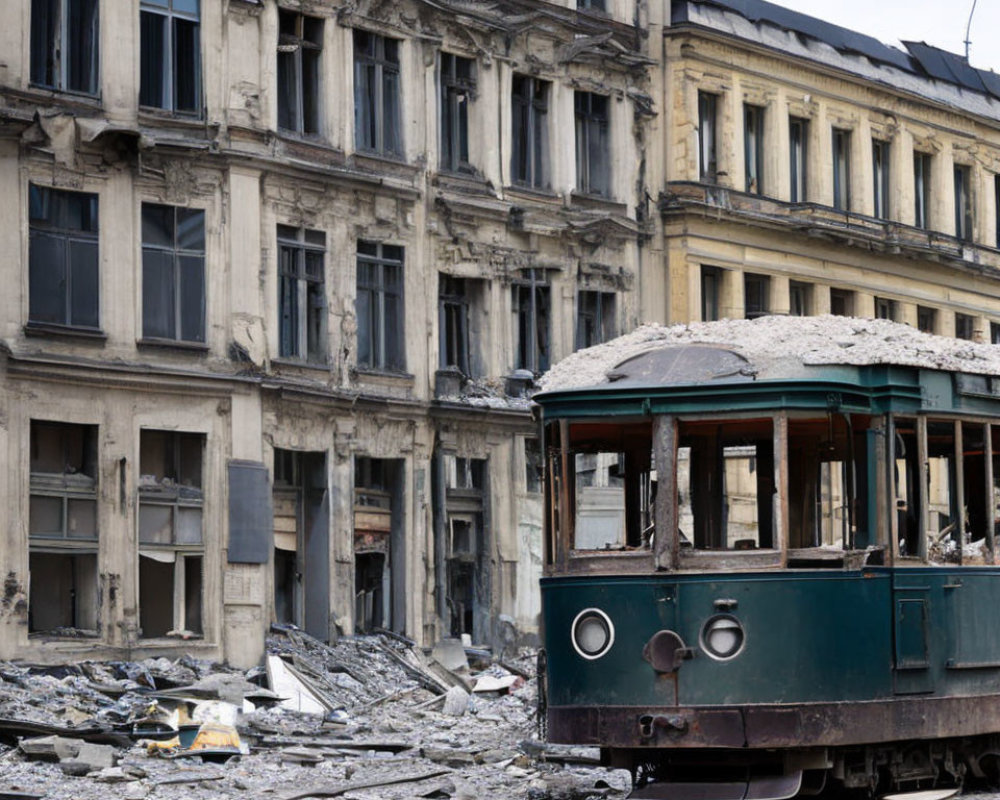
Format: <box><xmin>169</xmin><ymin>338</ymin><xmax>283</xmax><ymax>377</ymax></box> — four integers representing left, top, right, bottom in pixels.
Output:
<box><xmin>535</xmin><ymin>317</ymin><xmax>1000</xmax><ymax>800</ymax></box>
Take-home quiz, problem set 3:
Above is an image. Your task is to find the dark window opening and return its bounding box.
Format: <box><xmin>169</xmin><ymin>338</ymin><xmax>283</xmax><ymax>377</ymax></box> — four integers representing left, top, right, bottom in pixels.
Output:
<box><xmin>744</xmin><ymin>273</ymin><xmax>769</xmax><ymax>319</ymax></box>
<box><xmin>140</xmin><ymin>0</ymin><xmax>200</xmax><ymax>114</ymax></box>
<box><xmin>443</xmin><ymin>455</ymin><xmax>487</xmax><ymax>640</ymax></box>
<box><xmin>575</xmin><ymin>92</ymin><xmax>610</xmax><ymax>197</ymax></box>
<box><xmin>512</xmin><ymin>268</ymin><xmax>550</xmax><ymax>373</ymax></box>
<box><xmin>832</xmin><ymin>128</ymin><xmax>851</xmax><ymax>211</ymax></box>
<box><xmin>30</xmin><ymin>0</ymin><xmax>99</xmax><ymax>94</ymax></box>
<box><xmin>872</xmin><ymin>139</ymin><xmax>890</xmax><ymax>219</ymax></box>
<box><xmin>439</xmin><ymin>275</ymin><xmax>470</xmax><ymax>375</ymax></box>
<box><xmin>440</xmin><ymin>53</ymin><xmax>474</xmax><ymax>173</ymax></box>
<box><xmin>956</xmin><ymin>312</ymin><xmax>975</xmax><ymax>341</ymax></box>
<box><xmin>354</xmin><ymin>456</ymin><xmax>404</xmax><ymax>634</ymax></box>
<box><xmin>744</xmin><ymin>104</ymin><xmax>764</xmax><ymax>194</ymax></box>
<box><xmin>354</xmin><ymin>30</ymin><xmax>401</xmax><ymax>157</ymax></box>
<box><xmin>698</xmin><ymin>91</ymin><xmax>717</xmax><ymax>183</ymax></box>
<box><xmin>525</xmin><ymin>437</ymin><xmax>543</xmax><ymax>494</ymax></box>
<box><xmin>278</xmin><ymin>10</ymin><xmax>323</xmax><ymax>135</ymax></box>
<box><xmin>278</xmin><ymin>225</ymin><xmax>326</xmax><ymax>361</ymax></box>
<box><xmin>992</xmin><ymin>321</ymin><xmax>1000</xmax><ymax>345</ymax></box>
<box><xmin>830</xmin><ymin>288</ymin><xmax>854</xmax><ymax>317</ymax></box>
<box><xmin>875</xmin><ymin>296</ymin><xmax>897</xmax><ymax>322</ymax></box>
<box><xmin>576</xmin><ymin>290</ymin><xmax>616</xmax><ymax>349</ymax></box>
<box><xmin>512</xmin><ymin>75</ymin><xmax>549</xmax><ymax>188</ymax></box>
<box><xmin>955</xmin><ymin>164</ymin><xmax>972</xmax><ymax>242</ymax></box>
<box><xmin>914</xmin><ymin>152</ymin><xmax>932</xmax><ymax>229</ymax></box>
<box><xmin>29</xmin><ymin>184</ymin><xmax>99</xmax><ymax>330</ymax></box>
<box><xmin>918</xmin><ymin>306</ymin><xmax>937</xmax><ymax>334</ymax></box>
<box><xmin>789</xmin><ymin>281</ymin><xmax>811</xmax><ymax>317</ymax></box>
<box><xmin>701</xmin><ymin>266</ymin><xmax>721</xmax><ymax>321</ymax></box>
<box><xmin>578</xmin><ymin>0</ymin><xmax>606</xmax><ymax>10</ymax></box>
<box><xmin>356</xmin><ymin>241</ymin><xmax>404</xmax><ymax>371</ymax></box>
<box><xmin>789</xmin><ymin>117</ymin><xmax>807</xmax><ymax>202</ymax></box>
<box><xmin>142</xmin><ymin>203</ymin><xmax>205</xmax><ymax>343</ymax></box>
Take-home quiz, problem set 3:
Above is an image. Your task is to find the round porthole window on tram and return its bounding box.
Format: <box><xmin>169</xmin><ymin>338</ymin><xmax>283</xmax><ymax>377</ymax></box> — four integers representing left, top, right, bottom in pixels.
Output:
<box><xmin>700</xmin><ymin>614</ymin><xmax>746</xmax><ymax>661</ymax></box>
<box><xmin>571</xmin><ymin>608</ymin><xmax>615</xmax><ymax>660</ymax></box>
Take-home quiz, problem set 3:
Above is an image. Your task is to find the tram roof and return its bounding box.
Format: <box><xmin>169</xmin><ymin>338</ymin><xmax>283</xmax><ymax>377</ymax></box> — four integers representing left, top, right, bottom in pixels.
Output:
<box><xmin>538</xmin><ymin>316</ymin><xmax>1000</xmax><ymax>397</ymax></box>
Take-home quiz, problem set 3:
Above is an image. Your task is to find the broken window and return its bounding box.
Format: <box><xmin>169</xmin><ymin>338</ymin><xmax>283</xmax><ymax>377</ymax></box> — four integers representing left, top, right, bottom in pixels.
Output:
<box><xmin>830</xmin><ymin>288</ymin><xmax>854</xmax><ymax>317</ymax></box>
<box><xmin>440</xmin><ymin>53</ymin><xmax>475</xmax><ymax>173</ymax></box>
<box><xmin>443</xmin><ymin>456</ymin><xmax>486</xmax><ymax>639</ymax></box>
<box><xmin>701</xmin><ymin>266</ymin><xmax>722</xmax><ymax>321</ymax></box>
<box><xmin>278</xmin><ymin>226</ymin><xmax>326</xmax><ymax>362</ymax></box>
<box><xmin>356</xmin><ymin>241</ymin><xmax>404</xmax><ymax>371</ymax></box>
<box><xmin>576</xmin><ymin>290</ymin><xmax>616</xmax><ymax>349</ymax></box>
<box><xmin>511</xmin><ymin>75</ymin><xmax>549</xmax><ymax>188</ymax></box>
<box><xmin>575</xmin><ymin>92</ymin><xmax>610</xmax><ymax>197</ymax></box>
<box><xmin>28</xmin><ymin>184</ymin><xmax>99</xmax><ymax>331</ymax></box>
<box><xmin>743</xmin><ymin>273</ymin><xmax>769</xmax><ymax>319</ymax></box>
<box><xmin>832</xmin><ymin>128</ymin><xmax>851</xmax><ymax>211</ymax></box>
<box><xmin>789</xmin><ymin>117</ymin><xmax>808</xmax><ymax>202</ymax></box>
<box><xmin>872</xmin><ymin>139</ymin><xmax>890</xmax><ymax>219</ymax></box>
<box><xmin>439</xmin><ymin>275</ymin><xmax>470</xmax><ymax>375</ymax></box>
<box><xmin>277</xmin><ymin>10</ymin><xmax>323</xmax><ymax>135</ymax></box>
<box><xmin>30</xmin><ymin>0</ymin><xmax>99</xmax><ymax>95</ymax></box>
<box><xmin>138</xmin><ymin>430</ymin><xmax>204</xmax><ymax>638</ymax></box>
<box><xmin>141</xmin><ymin>203</ymin><xmax>205</xmax><ymax>343</ymax></box>
<box><xmin>789</xmin><ymin>281</ymin><xmax>811</xmax><ymax>316</ymax></box>
<box><xmin>955</xmin><ymin>312</ymin><xmax>975</xmax><ymax>341</ymax></box>
<box><xmin>29</xmin><ymin>421</ymin><xmax>99</xmax><ymax>635</ymax></box>
<box><xmin>744</xmin><ymin>104</ymin><xmax>764</xmax><ymax>194</ymax></box>
<box><xmin>954</xmin><ymin>164</ymin><xmax>972</xmax><ymax>241</ymax></box>
<box><xmin>698</xmin><ymin>91</ymin><xmax>717</xmax><ymax>183</ymax></box>
<box><xmin>140</xmin><ymin>0</ymin><xmax>200</xmax><ymax>114</ymax></box>
<box><xmin>875</xmin><ymin>296</ymin><xmax>897</xmax><ymax>322</ymax></box>
<box><xmin>354</xmin><ymin>30</ymin><xmax>401</xmax><ymax>157</ymax></box>
<box><xmin>512</xmin><ymin>268</ymin><xmax>550</xmax><ymax>374</ymax></box>
<box><xmin>678</xmin><ymin>418</ymin><xmax>774</xmax><ymax>550</ymax></box>
<box><xmin>918</xmin><ymin>305</ymin><xmax>937</xmax><ymax>334</ymax></box>
<box><xmin>914</xmin><ymin>152</ymin><xmax>932</xmax><ymax>228</ymax></box>
<box><xmin>524</xmin><ymin>437</ymin><xmax>543</xmax><ymax>494</ymax></box>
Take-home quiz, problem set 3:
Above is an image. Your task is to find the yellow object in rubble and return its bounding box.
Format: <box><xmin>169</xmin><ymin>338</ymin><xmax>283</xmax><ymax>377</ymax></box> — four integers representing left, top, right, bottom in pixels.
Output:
<box><xmin>189</xmin><ymin>721</ymin><xmax>241</xmax><ymax>751</ymax></box>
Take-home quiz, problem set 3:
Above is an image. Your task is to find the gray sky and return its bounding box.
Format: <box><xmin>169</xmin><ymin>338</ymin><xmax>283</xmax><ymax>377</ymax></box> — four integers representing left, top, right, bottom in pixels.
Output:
<box><xmin>771</xmin><ymin>0</ymin><xmax>1000</xmax><ymax>73</ymax></box>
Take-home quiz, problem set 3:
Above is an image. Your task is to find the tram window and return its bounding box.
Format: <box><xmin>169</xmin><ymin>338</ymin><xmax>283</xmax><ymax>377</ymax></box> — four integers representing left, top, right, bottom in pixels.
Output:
<box><xmin>574</xmin><ymin>452</ymin><xmax>625</xmax><ymax>549</ymax></box>
<box><xmin>894</xmin><ymin>420</ymin><xmax>920</xmax><ymax>558</ymax></box>
<box><xmin>926</xmin><ymin>421</ymin><xmax>958</xmax><ymax>563</ymax></box>
<box><xmin>678</xmin><ymin>419</ymin><xmax>774</xmax><ymax>550</ymax></box>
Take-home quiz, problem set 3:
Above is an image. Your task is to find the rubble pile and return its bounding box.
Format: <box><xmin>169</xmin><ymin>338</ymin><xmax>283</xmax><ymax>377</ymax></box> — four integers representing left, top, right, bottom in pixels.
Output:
<box><xmin>0</xmin><ymin>629</ymin><xmax>628</xmax><ymax>799</ymax></box>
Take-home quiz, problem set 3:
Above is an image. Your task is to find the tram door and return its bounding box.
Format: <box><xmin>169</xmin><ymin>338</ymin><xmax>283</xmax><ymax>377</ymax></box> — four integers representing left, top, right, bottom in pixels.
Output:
<box><xmin>891</xmin><ymin>579</ymin><xmax>934</xmax><ymax>695</ymax></box>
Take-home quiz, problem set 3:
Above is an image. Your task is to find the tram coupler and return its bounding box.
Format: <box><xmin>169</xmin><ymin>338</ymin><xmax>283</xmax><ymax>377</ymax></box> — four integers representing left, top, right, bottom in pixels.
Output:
<box><xmin>639</xmin><ymin>713</ymin><xmax>688</xmax><ymax>739</ymax></box>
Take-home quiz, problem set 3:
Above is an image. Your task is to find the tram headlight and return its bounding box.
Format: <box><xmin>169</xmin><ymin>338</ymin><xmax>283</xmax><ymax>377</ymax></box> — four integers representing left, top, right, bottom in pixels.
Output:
<box><xmin>571</xmin><ymin>608</ymin><xmax>615</xmax><ymax>660</ymax></box>
<box><xmin>700</xmin><ymin>615</ymin><xmax>745</xmax><ymax>660</ymax></box>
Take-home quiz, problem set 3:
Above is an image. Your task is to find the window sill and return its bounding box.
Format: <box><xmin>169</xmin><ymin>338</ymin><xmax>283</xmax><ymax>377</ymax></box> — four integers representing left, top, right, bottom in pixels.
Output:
<box><xmin>504</xmin><ymin>184</ymin><xmax>562</xmax><ymax>205</ymax></box>
<box><xmin>272</xmin><ymin>357</ymin><xmax>332</xmax><ymax>375</ymax></box>
<box><xmin>350</xmin><ymin>151</ymin><xmax>421</xmax><ymax>180</ymax></box>
<box><xmin>137</xmin><ymin>338</ymin><xmax>209</xmax><ymax>354</ymax></box>
<box><xmin>569</xmin><ymin>191</ymin><xmax>627</xmax><ymax>215</ymax></box>
<box><xmin>29</xmin><ymin>630</ymin><xmax>100</xmax><ymax>640</ymax></box>
<box><xmin>24</xmin><ymin>322</ymin><xmax>107</xmax><ymax>343</ymax></box>
<box><xmin>138</xmin><ymin>107</ymin><xmax>206</xmax><ymax>127</ymax></box>
<box><xmin>26</xmin><ymin>84</ymin><xmax>102</xmax><ymax>106</ymax></box>
<box><xmin>353</xmin><ymin>367</ymin><xmax>415</xmax><ymax>389</ymax></box>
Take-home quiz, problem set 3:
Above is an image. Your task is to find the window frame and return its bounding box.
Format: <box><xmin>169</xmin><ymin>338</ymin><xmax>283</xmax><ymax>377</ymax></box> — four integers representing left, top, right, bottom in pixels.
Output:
<box><xmin>139</xmin><ymin>0</ymin><xmax>201</xmax><ymax>115</ymax></box>
<box><xmin>954</xmin><ymin>163</ymin><xmax>973</xmax><ymax>242</ymax></box>
<box><xmin>439</xmin><ymin>274</ymin><xmax>470</xmax><ymax>375</ymax></box>
<box><xmin>872</xmin><ymin>138</ymin><xmax>890</xmax><ymax>219</ymax></box>
<box><xmin>575</xmin><ymin>91</ymin><xmax>610</xmax><ymax>197</ymax></box>
<box><xmin>832</xmin><ymin>128</ymin><xmax>851</xmax><ymax>211</ymax></box>
<box><xmin>277</xmin><ymin>9</ymin><xmax>323</xmax><ymax>136</ymax></box>
<box><xmin>955</xmin><ymin>312</ymin><xmax>975</xmax><ymax>341</ymax></box>
<box><xmin>914</xmin><ymin>152</ymin><xmax>932</xmax><ymax>229</ymax></box>
<box><xmin>353</xmin><ymin>30</ymin><xmax>403</xmax><ymax>157</ymax></box>
<box><xmin>277</xmin><ymin>225</ymin><xmax>327</xmax><ymax>362</ymax></box>
<box><xmin>30</xmin><ymin>0</ymin><xmax>100</xmax><ymax>96</ymax></box>
<box><xmin>576</xmin><ymin>289</ymin><xmax>616</xmax><ymax>349</ymax></box>
<box><xmin>743</xmin><ymin>104</ymin><xmax>764</xmax><ymax>194</ymax></box>
<box><xmin>743</xmin><ymin>273</ymin><xmax>770</xmax><ymax>319</ymax></box>
<box><xmin>698</xmin><ymin>91</ymin><xmax>718</xmax><ymax>183</ymax></box>
<box><xmin>356</xmin><ymin>241</ymin><xmax>405</xmax><ymax>372</ymax></box>
<box><xmin>439</xmin><ymin>53</ymin><xmax>475</xmax><ymax>174</ymax></box>
<box><xmin>789</xmin><ymin>117</ymin><xmax>808</xmax><ymax>202</ymax></box>
<box><xmin>511</xmin><ymin>75</ymin><xmax>550</xmax><ymax>189</ymax></box>
<box><xmin>512</xmin><ymin>268</ymin><xmax>551</xmax><ymax>374</ymax></box>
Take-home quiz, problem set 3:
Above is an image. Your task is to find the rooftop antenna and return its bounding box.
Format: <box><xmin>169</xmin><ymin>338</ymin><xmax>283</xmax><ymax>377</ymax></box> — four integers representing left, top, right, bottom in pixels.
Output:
<box><xmin>964</xmin><ymin>0</ymin><xmax>977</xmax><ymax>60</ymax></box>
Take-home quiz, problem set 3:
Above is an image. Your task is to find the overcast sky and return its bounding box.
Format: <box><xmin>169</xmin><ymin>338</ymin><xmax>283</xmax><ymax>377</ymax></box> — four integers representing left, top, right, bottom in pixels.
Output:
<box><xmin>771</xmin><ymin>0</ymin><xmax>1000</xmax><ymax>73</ymax></box>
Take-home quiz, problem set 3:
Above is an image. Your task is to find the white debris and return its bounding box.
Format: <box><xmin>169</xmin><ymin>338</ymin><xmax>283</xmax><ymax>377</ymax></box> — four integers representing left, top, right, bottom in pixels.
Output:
<box><xmin>539</xmin><ymin>316</ymin><xmax>1000</xmax><ymax>392</ymax></box>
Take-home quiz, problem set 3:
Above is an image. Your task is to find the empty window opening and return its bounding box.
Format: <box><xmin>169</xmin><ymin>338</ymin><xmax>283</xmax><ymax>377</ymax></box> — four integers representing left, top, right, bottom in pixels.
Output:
<box><xmin>678</xmin><ymin>418</ymin><xmax>774</xmax><ymax>550</ymax></box>
<box><xmin>29</xmin><ymin>184</ymin><xmax>99</xmax><ymax>331</ymax></box>
<box><xmin>140</xmin><ymin>0</ymin><xmax>200</xmax><ymax>113</ymax></box>
<box><xmin>440</xmin><ymin>53</ymin><xmax>475</xmax><ymax>173</ymax></box>
<box><xmin>698</xmin><ymin>91</ymin><xmax>717</xmax><ymax>183</ymax></box>
<box><xmin>576</xmin><ymin>290</ymin><xmax>616</xmax><ymax>349</ymax></box>
<box><xmin>955</xmin><ymin>164</ymin><xmax>972</xmax><ymax>242</ymax></box>
<box><xmin>278</xmin><ymin>226</ymin><xmax>326</xmax><ymax>361</ymax></box>
<box><xmin>701</xmin><ymin>266</ymin><xmax>722</xmax><ymax>321</ymax></box>
<box><xmin>918</xmin><ymin>306</ymin><xmax>937</xmax><ymax>334</ymax></box>
<box><xmin>142</xmin><ymin>203</ymin><xmax>205</xmax><ymax>343</ymax></box>
<box><xmin>830</xmin><ymin>288</ymin><xmax>855</xmax><ymax>317</ymax></box>
<box><xmin>744</xmin><ymin>104</ymin><xmax>764</xmax><ymax>194</ymax></box>
<box><xmin>29</xmin><ymin>420</ymin><xmax>99</xmax><ymax>635</ymax></box>
<box><xmin>744</xmin><ymin>273</ymin><xmax>769</xmax><ymax>319</ymax></box>
<box><xmin>875</xmin><ymin>297</ymin><xmax>897</xmax><ymax>322</ymax></box>
<box><xmin>356</xmin><ymin>241</ymin><xmax>404</xmax><ymax>371</ymax></box>
<box><xmin>524</xmin><ymin>437</ymin><xmax>543</xmax><ymax>494</ymax></box>
<box><xmin>926</xmin><ymin>420</ymin><xmax>959</xmax><ymax>562</ymax></box>
<box><xmin>832</xmin><ymin>128</ymin><xmax>851</xmax><ymax>211</ymax></box>
<box><xmin>272</xmin><ymin>449</ymin><xmax>328</xmax><ymax>638</ymax></box>
<box><xmin>441</xmin><ymin>456</ymin><xmax>487</xmax><ymax>641</ymax></box>
<box><xmin>575</xmin><ymin>92</ymin><xmax>610</xmax><ymax>197</ymax></box>
<box><xmin>138</xmin><ymin>430</ymin><xmax>204</xmax><ymax>638</ymax></box>
<box><xmin>872</xmin><ymin>139</ymin><xmax>890</xmax><ymax>219</ymax></box>
<box><xmin>439</xmin><ymin>275</ymin><xmax>470</xmax><ymax>375</ymax></box>
<box><xmin>354</xmin><ymin>30</ymin><xmax>401</xmax><ymax>156</ymax></box>
<box><xmin>512</xmin><ymin>268</ymin><xmax>551</xmax><ymax>373</ymax></box>
<box><xmin>789</xmin><ymin>281</ymin><xmax>812</xmax><ymax>317</ymax></box>
<box><xmin>30</xmin><ymin>0</ymin><xmax>99</xmax><ymax>95</ymax></box>
<box><xmin>914</xmin><ymin>152</ymin><xmax>932</xmax><ymax>229</ymax></box>
<box><xmin>512</xmin><ymin>75</ymin><xmax>550</xmax><ymax>188</ymax></box>
<box><xmin>278</xmin><ymin>10</ymin><xmax>323</xmax><ymax>135</ymax></box>
<box><xmin>578</xmin><ymin>0</ymin><xmax>606</xmax><ymax>10</ymax></box>
<box><xmin>956</xmin><ymin>312</ymin><xmax>975</xmax><ymax>341</ymax></box>
<box><xmin>992</xmin><ymin>322</ymin><xmax>1000</xmax><ymax>345</ymax></box>
<box><xmin>789</xmin><ymin>117</ymin><xmax>808</xmax><ymax>202</ymax></box>
<box><xmin>354</xmin><ymin>457</ymin><xmax>404</xmax><ymax>634</ymax></box>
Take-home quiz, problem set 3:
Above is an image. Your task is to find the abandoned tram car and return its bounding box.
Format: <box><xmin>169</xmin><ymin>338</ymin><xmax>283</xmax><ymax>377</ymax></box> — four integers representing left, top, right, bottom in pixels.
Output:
<box><xmin>536</xmin><ymin>319</ymin><xmax>1000</xmax><ymax>798</ymax></box>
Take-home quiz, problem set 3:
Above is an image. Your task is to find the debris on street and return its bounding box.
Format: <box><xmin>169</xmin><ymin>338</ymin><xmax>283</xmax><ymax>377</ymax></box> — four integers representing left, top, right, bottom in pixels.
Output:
<box><xmin>0</xmin><ymin>627</ymin><xmax>629</xmax><ymax>798</ymax></box>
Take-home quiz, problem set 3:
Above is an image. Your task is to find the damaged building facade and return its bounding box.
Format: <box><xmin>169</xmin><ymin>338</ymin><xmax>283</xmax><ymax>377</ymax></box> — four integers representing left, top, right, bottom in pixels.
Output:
<box><xmin>9</xmin><ymin>0</ymin><xmax>1000</xmax><ymax>669</ymax></box>
<box><xmin>0</xmin><ymin>0</ymin><xmax>650</xmax><ymax>667</ymax></box>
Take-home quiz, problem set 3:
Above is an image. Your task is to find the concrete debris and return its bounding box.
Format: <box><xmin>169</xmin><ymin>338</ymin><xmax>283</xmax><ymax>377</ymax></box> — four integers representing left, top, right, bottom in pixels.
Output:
<box><xmin>0</xmin><ymin>627</ymin><xmax>629</xmax><ymax>798</ymax></box>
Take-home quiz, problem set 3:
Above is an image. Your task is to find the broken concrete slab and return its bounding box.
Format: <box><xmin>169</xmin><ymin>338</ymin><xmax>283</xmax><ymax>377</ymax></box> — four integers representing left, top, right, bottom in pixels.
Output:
<box><xmin>431</xmin><ymin>638</ymin><xmax>469</xmax><ymax>672</ymax></box>
<box><xmin>441</xmin><ymin>685</ymin><xmax>469</xmax><ymax>717</ymax></box>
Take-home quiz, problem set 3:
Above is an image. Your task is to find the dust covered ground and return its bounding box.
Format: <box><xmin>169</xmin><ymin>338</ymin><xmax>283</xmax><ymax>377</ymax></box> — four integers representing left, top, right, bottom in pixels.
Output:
<box><xmin>0</xmin><ymin>630</ymin><xmax>629</xmax><ymax>799</ymax></box>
